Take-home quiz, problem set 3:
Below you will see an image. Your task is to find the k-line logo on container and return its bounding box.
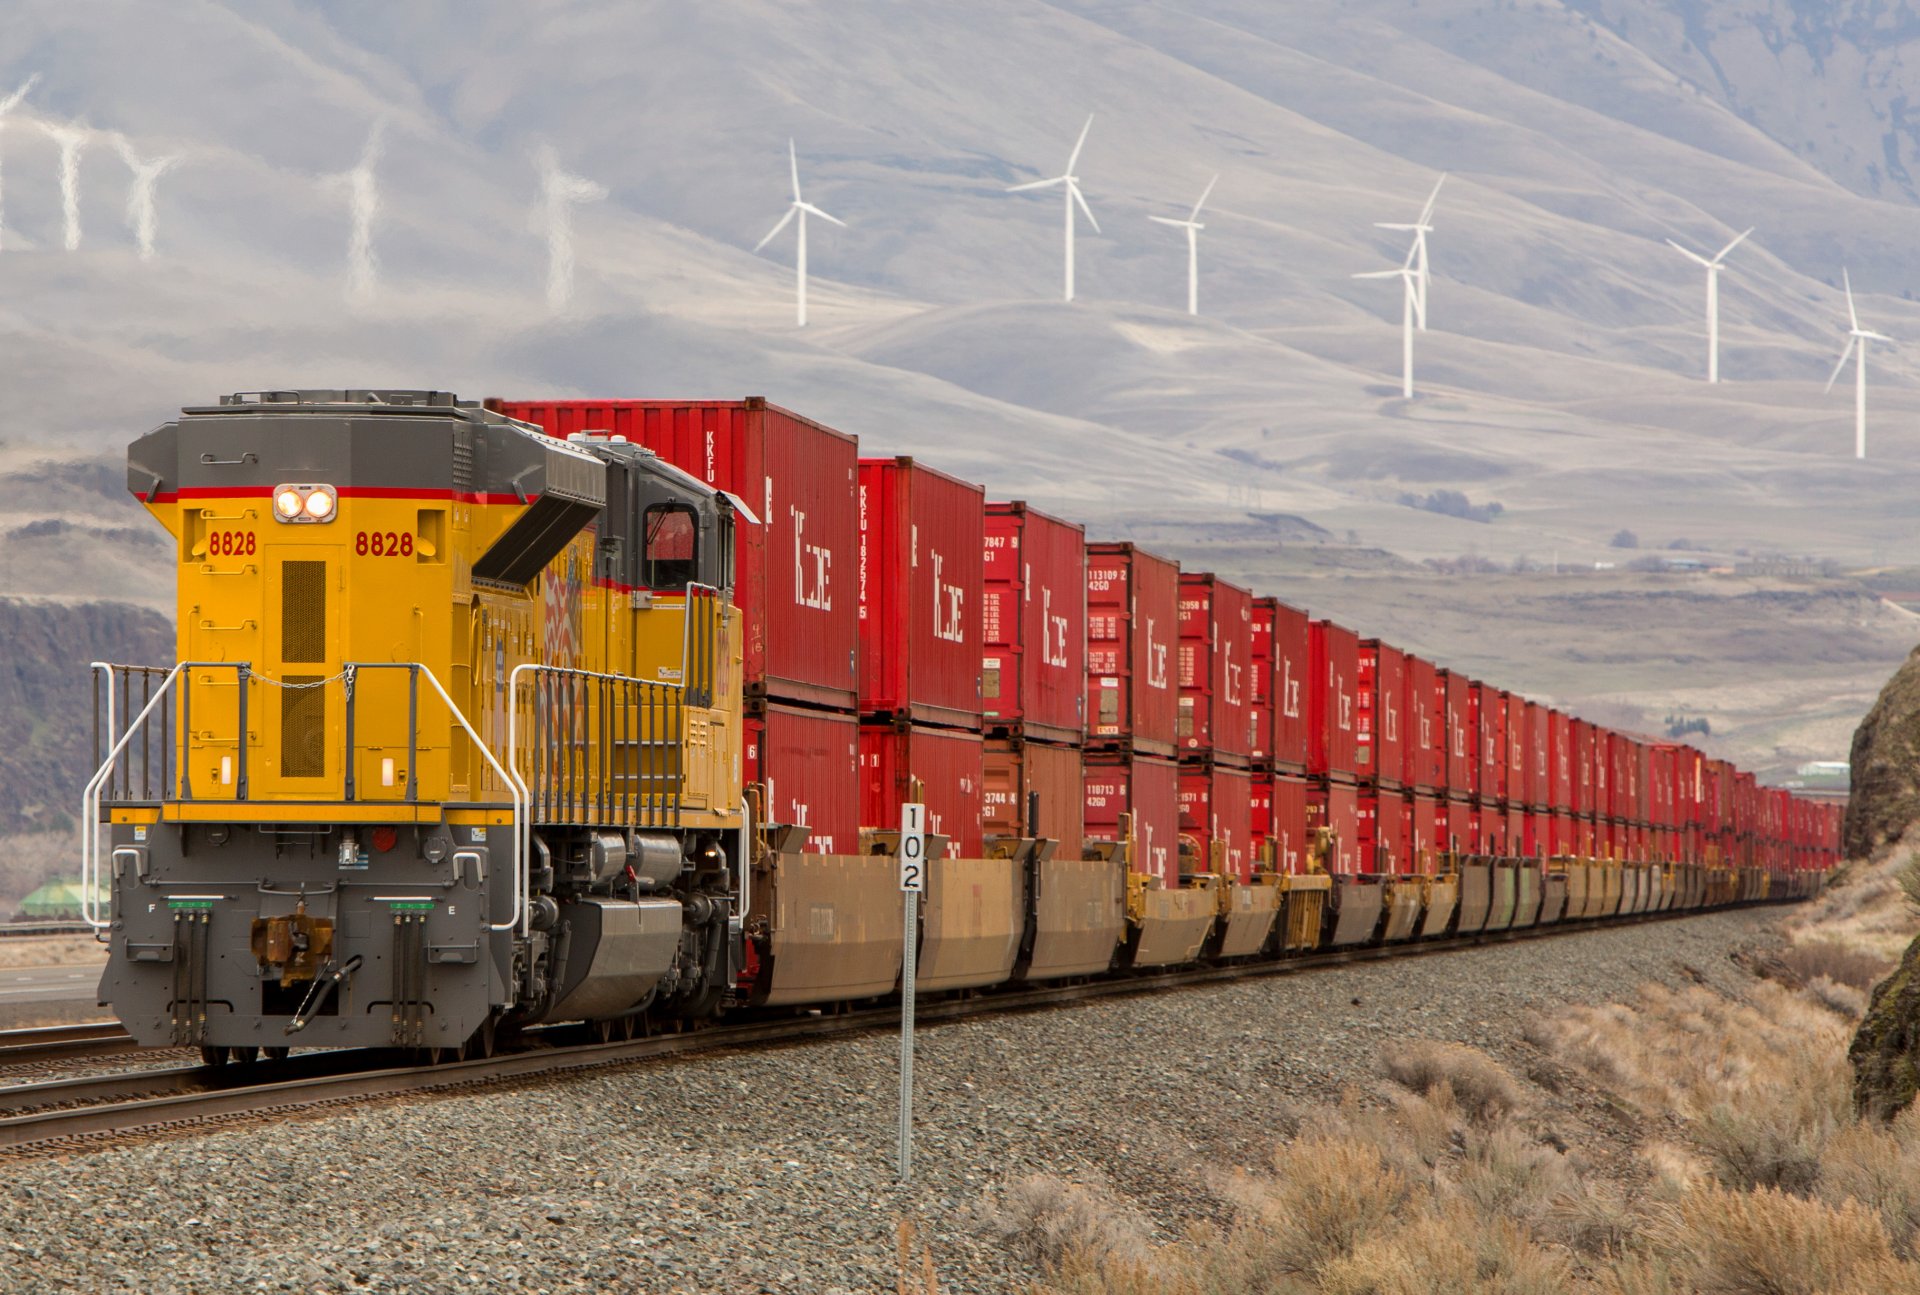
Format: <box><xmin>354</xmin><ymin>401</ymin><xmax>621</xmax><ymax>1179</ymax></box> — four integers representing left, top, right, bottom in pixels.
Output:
<box><xmin>930</xmin><ymin>549</ymin><xmax>966</xmax><ymax>644</ymax></box>
<box><xmin>1040</xmin><ymin>585</ymin><xmax>1071</xmax><ymax>669</ymax></box>
<box><xmin>1145</xmin><ymin>618</ymin><xmax>1170</xmax><ymax>690</ymax></box>
<box><xmin>791</xmin><ymin>505</ymin><xmax>832</xmax><ymax>611</ymax></box>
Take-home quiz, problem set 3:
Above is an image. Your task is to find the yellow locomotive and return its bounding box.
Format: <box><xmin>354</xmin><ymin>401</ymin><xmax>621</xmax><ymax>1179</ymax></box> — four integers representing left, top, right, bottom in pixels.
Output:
<box><xmin>89</xmin><ymin>390</ymin><xmax>751</xmax><ymax>1061</ymax></box>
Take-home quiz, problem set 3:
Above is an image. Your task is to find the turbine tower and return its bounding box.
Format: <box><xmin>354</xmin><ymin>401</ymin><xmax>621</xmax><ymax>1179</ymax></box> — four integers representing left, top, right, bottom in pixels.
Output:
<box><xmin>1375</xmin><ymin>174</ymin><xmax>1445</xmax><ymax>329</ymax></box>
<box><xmin>42</xmin><ymin>119</ymin><xmax>89</xmax><ymax>252</ymax></box>
<box><xmin>330</xmin><ymin>123</ymin><xmax>384</xmax><ymax>303</ymax></box>
<box><xmin>1666</xmin><ymin>227</ymin><xmax>1752</xmax><ymax>383</ymax></box>
<box><xmin>1354</xmin><ymin>245</ymin><xmax>1421</xmax><ymax>399</ymax></box>
<box><xmin>1148</xmin><ymin>174</ymin><xmax>1217</xmax><ymax>316</ymax></box>
<box><xmin>113</xmin><ymin>136</ymin><xmax>179</xmax><ymax>260</ymax></box>
<box><xmin>1824</xmin><ymin>270</ymin><xmax>1891</xmax><ymax>460</ymax></box>
<box><xmin>1007</xmin><ymin>115</ymin><xmax>1099</xmax><ymax>302</ymax></box>
<box><xmin>753</xmin><ymin>139</ymin><xmax>844</xmax><ymax>328</ymax></box>
<box><xmin>0</xmin><ymin>74</ymin><xmax>38</xmax><ymax>251</ymax></box>
<box><xmin>535</xmin><ymin>144</ymin><xmax>606</xmax><ymax>312</ymax></box>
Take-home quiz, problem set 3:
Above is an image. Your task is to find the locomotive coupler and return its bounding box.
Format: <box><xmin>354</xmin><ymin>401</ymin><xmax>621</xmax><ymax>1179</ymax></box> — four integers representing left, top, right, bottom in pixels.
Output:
<box><xmin>285</xmin><ymin>954</ymin><xmax>363</xmax><ymax>1035</ymax></box>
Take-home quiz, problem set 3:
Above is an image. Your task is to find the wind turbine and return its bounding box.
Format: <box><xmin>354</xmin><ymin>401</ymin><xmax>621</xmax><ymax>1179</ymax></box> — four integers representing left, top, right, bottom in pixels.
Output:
<box><xmin>326</xmin><ymin>123</ymin><xmax>384</xmax><ymax>303</ymax></box>
<box><xmin>1149</xmin><ymin>174</ymin><xmax>1217</xmax><ymax>316</ymax></box>
<box><xmin>1666</xmin><ymin>227</ymin><xmax>1752</xmax><ymax>383</ymax></box>
<box><xmin>1824</xmin><ymin>269</ymin><xmax>1891</xmax><ymax>460</ymax></box>
<box><xmin>1375</xmin><ymin>174</ymin><xmax>1444</xmax><ymax>329</ymax></box>
<box><xmin>1008</xmin><ymin>115</ymin><xmax>1099</xmax><ymax>302</ymax></box>
<box><xmin>42</xmin><ymin>118</ymin><xmax>89</xmax><ymax>251</ymax></box>
<box><xmin>1354</xmin><ymin>243</ymin><xmax>1420</xmax><ymax>399</ymax></box>
<box><xmin>113</xmin><ymin>135</ymin><xmax>179</xmax><ymax>260</ymax></box>
<box><xmin>753</xmin><ymin>140</ymin><xmax>844</xmax><ymax>328</ymax></box>
<box><xmin>0</xmin><ymin>74</ymin><xmax>38</xmax><ymax>251</ymax></box>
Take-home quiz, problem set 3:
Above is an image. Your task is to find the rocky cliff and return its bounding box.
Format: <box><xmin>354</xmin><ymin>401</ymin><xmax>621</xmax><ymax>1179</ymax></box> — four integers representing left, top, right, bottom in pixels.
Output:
<box><xmin>0</xmin><ymin>598</ymin><xmax>173</xmax><ymax>835</ymax></box>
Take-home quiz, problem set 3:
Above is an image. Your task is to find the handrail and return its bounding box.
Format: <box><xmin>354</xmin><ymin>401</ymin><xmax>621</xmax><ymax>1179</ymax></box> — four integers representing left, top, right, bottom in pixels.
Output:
<box><xmin>80</xmin><ymin>663</ymin><xmax>192</xmax><ymax>931</ymax></box>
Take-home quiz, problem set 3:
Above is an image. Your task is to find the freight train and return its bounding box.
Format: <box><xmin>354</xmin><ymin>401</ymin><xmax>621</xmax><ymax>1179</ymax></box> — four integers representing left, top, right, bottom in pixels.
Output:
<box><xmin>82</xmin><ymin>390</ymin><xmax>1839</xmax><ymax>1064</ymax></box>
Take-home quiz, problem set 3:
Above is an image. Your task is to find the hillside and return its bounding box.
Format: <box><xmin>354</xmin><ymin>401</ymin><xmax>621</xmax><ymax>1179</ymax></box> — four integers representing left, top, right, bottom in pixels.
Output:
<box><xmin>0</xmin><ymin>1</ymin><xmax>1912</xmax><ymax>882</ymax></box>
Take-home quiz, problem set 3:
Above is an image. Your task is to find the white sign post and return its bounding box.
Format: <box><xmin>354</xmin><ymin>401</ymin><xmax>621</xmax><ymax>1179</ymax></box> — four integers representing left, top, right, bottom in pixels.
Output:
<box><xmin>897</xmin><ymin>802</ymin><xmax>925</xmax><ymax>1182</ymax></box>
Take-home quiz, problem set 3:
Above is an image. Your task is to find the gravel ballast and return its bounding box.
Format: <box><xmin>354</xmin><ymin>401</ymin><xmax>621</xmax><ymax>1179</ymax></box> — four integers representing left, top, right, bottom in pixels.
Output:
<box><xmin>1</xmin><ymin>909</ymin><xmax>1776</xmax><ymax>1293</ymax></box>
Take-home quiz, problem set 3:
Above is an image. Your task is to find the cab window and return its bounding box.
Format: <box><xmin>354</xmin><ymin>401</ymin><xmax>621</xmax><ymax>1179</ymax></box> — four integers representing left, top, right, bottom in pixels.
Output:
<box><xmin>644</xmin><ymin>505</ymin><xmax>698</xmax><ymax>590</ymax></box>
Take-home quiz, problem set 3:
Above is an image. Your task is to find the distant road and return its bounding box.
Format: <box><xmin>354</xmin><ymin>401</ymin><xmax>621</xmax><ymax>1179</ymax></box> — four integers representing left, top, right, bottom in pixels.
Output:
<box><xmin>0</xmin><ymin>965</ymin><xmax>103</xmax><ymax>1005</ymax></box>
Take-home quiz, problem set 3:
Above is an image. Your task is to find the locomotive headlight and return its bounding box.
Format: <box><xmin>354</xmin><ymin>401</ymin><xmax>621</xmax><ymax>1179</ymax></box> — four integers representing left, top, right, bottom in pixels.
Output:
<box><xmin>271</xmin><ymin>484</ymin><xmax>338</xmax><ymax>524</ymax></box>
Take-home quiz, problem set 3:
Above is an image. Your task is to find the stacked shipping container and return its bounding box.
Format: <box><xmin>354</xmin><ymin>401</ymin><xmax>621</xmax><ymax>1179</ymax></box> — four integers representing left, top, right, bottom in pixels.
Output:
<box><xmin>1085</xmin><ymin>544</ymin><xmax>1183</xmax><ymax>886</ymax></box>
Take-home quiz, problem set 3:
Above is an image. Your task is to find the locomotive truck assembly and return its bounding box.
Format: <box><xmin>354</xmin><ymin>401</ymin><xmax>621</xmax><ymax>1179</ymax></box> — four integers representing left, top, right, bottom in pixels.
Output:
<box><xmin>81</xmin><ymin>391</ymin><xmax>1839</xmax><ymax>1064</ymax></box>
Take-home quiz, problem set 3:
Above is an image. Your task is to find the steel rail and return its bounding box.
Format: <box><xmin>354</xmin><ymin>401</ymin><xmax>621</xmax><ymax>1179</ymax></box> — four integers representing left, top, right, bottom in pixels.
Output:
<box><xmin>0</xmin><ymin>902</ymin><xmax>1775</xmax><ymax>1154</ymax></box>
<box><xmin>0</xmin><ymin>1023</ymin><xmax>136</xmax><ymax>1068</ymax></box>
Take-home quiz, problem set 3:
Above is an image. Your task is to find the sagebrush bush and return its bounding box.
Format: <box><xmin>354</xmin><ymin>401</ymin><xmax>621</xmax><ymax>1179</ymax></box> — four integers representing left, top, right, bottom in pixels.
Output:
<box><xmin>1320</xmin><ymin>1207</ymin><xmax>1572</xmax><ymax>1295</ymax></box>
<box><xmin>1232</xmin><ymin>1136</ymin><xmax>1413</xmax><ymax>1281</ymax></box>
<box><xmin>1777</xmin><ymin>939</ymin><xmax>1894</xmax><ymax>992</ymax></box>
<box><xmin>980</xmin><ymin>1175</ymin><xmax>1147</xmax><ymax>1269</ymax></box>
<box><xmin>1673</xmin><ymin>1185</ymin><xmax>1901</xmax><ymax>1295</ymax></box>
<box><xmin>1817</xmin><ymin>1109</ymin><xmax>1920</xmax><ymax>1259</ymax></box>
<box><xmin>1379</xmin><ymin>1041</ymin><xmax>1522</xmax><ymax>1124</ymax></box>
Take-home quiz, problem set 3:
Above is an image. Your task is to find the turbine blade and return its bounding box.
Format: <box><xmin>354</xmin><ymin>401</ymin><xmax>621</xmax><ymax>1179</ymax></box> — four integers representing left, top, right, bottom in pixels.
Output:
<box><xmin>1147</xmin><ymin>215</ymin><xmax>1188</xmax><ymax>227</ymax></box>
<box><xmin>1376</xmin><ymin>222</ymin><xmax>1419</xmax><ymax>231</ymax></box>
<box><xmin>1419</xmin><ymin>173</ymin><xmax>1447</xmax><ymax>223</ymax></box>
<box><xmin>1712</xmin><ymin>226</ymin><xmax>1754</xmax><ymax>263</ymax></box>
<box><xmin>1825</xmin><ymin>339</ymin><xmax>1856</xmax><ymax>394</ymax></box>
<box><xmin>1189</xmin><ymin>173</ymin><xmax>1218</xmax><ymax>220</ymax></box>
<box><xmin>1666</xmin><ymin>239</ymin><xmax>1713</xmax><ymax>269</ymax></box>
<box><xmin>1860</xmin><ymin>330</ymin><xmax>1893</xmax><ymax>343</ymax></box>
<box><xmin>1007</xmin><ymin>176</ymin><xmax>1064</xmax><ymax>193</ymax></box>
<box><xmin>1071</xmin><ymin>181</ymin><xmax>1099</xmax><ymax>234</ymax></box>
<box><xmin>800</xmin><ymin>201</ymin><xmax>846</xmax><ymax>227</ymax></box>
<box><xmin>1352</xmin><ymin>269</ymin><xmax>1404</xmax><ymax>279</ymax></box>
<box><xmin>789</xmin><ymin>139</ymin><xmax>801</xmax><ymax>202</ymax></box>
<box><xmin>1844</xmin><ymin>268</ymin><xmax>1859</xmax><ymax>332</ymax></box>
<box><xmin>753</xmin><ymin>205</ymin><xmax>796</xmax><ymax>253</ymax></box>
<box><xmin>1064</xmin><ymin>113</ymin><xmax>1093</xmax><ymax>174</ymax></box>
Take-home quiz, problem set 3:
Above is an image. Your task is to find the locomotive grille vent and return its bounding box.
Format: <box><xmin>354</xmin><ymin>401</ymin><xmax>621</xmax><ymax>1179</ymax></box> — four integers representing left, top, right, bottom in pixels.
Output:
<box><xmin>281</xmin><ymin>561</ymin><xmax>326</xmax><ymax>664</ymax></box>
<box><xmin>280</xmin><ymin>675</ymin><xmax>325</xmax><ymax>778</ymax></box>
<box><xmin>452</xmin><ymin>435</ymin><xmax>474</xmax><ymax>493</ymax></box>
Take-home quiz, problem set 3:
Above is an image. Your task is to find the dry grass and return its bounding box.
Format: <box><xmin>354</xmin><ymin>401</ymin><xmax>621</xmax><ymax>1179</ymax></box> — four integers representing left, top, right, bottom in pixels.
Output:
<box><xmin>1018</xmin><ymin>859</ymin><xmax>1920</xmax><ymax>1295</ymax></box>
<box><xmin>0</xmin><ymin>934</ymin><xmax>107</xmax><ymax>970</ymax></box>
<box><xmin>1782</xmin><ymin>848</ymin><xmax>1920</xmax><ymax>964</ymax></box>
<box><xmin>980</xmin><ymin>1176</ymin><xmax>1149</xmax><ymax>1270</ymax></box>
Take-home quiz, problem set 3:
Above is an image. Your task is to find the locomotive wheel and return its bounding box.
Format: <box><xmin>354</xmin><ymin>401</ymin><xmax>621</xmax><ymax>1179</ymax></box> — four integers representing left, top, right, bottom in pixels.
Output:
<box><xmin>591</xmin><ymin>1018</ymin><xmax>616</xmax><ymax>1045</ymax></box>
<box><xmin>199</xmin><ymin>1045</ymin><xmax>229</xmax><ymax>1067</ymax></box>
<box><xmin>461</xmin><ymin>1017</ymin><xmax>497</xmax><ymax>1061</ymax></box>
<box><xmin>229</xmin><ymin>1045</ymin><xmax>259</xmax><ymax>1064</ymax></box>
<box><xmin>262</xmin><ymin>1046</ymin><xmax>290</xmax><ymax>1063</ymax></box>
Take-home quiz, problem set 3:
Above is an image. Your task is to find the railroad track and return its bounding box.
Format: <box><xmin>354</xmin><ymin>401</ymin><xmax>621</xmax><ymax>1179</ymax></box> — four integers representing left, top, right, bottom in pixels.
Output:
<box><xmin>0</xmin><ymin>904</ymin><xmax>1771</xmax><ymax>1155</ymax></box>
<box><xmin>0</xmin><ymin>1022</ymin><xmax>137</xmax><ymax>1069</ymax></box>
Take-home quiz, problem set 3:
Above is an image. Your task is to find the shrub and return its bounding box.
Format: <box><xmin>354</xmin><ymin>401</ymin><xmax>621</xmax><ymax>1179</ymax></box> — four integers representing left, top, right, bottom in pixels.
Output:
<box><xmin>1672</xmin><ymin>1185</ymin><xmax>1900</xmax><ymax>1295</ymax></box>
<box><xmin>1320</xmin><ymin>1207</ymin><xmax>1572</xmax><ymax>1295</ymax></box>
<box><xmin>1611</xmin><ymin>529</ymin><xmax>1638</xmax><ymax>548</ymax></box>
<box><xmin>1380</xmin><ymin>1041</ymin><xmax>1524</xmax><ymax>1124</ymax></box>
<box><xmin>979</xmin><ymin>1175</ymin><xmax>1147</xmax><ymax>1270</ymax></box>
<box><xmin>1230</xmin><ymin>1136</ymin><xmax>1414</xmax><ymax>1281</ymax></box>
<box><xmin>1817</xmin><ymin>1111</ymin><xmax>1920</xmax><ymax>1259</ymax></box>
<box><xmin>1803</xmin><ymin>975</ymin><xmax>1869</xmax><ymax>1019</ymax></box>
<box><xmin>1777</xmin><ymin>940</ymin><xmax>1894</xmax><ymax>992</ymax></box>
<box><xmin>1450</xmin><ymin>1125</ymin><xmax>1575</xmax><ymax>1225</ymax></box>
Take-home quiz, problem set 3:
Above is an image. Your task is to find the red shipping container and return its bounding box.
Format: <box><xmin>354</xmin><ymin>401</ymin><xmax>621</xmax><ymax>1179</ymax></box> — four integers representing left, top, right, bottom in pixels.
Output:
<box><xmin>1553</xmin><ymin>811</ymin><xmax>1576</xmax><ymax>857</ymax></box>
<box><xmin>1268</xmin><ymin>600</ymin><xmax>1311</xmax><ymax>772</ymax></box>
<box><xmin>1594</xmin><ymin>727</ymin><xmax>1612</xmax><ymax>816</ymax></box>
<box><xmin>1179</xmin><ymin>765</ymin><xmax>1255</xmax><ymax>881</ymax></box>
<box><xmin>982</xmin><ymin>503</ymin><xmax>1086</xmax><ymax>743</ymax></box>
<box><xmin>1525</xmin><ymin>810</ymin><xmax>1548</xmax><ymax>858</ymax></box>
<box><xmin>1085</xmin><ymin>543</ymin><xmax>1179</xmax><ymax>755</ymax></box>
<box><xmin>1440</xmin><ymin>672</ymin><xmax>1473</xmax><ymax>796</ymax></box>
<box><xmin>983</xmin><ymin>737</ymin><xmax>1084</xmax><ymax>861</ymax></box>
<box><xmin>1178</xmin><ymin>573</ymin><xmax>1254</xmax><ymax>762</ymax></box>
<box><xmin>1310</xmin><ymin>620</ymin><xmax>1361</xmax><ymax>781</ymax></box>
<box><xmin>1410</xmin><ymin>792</ymin><xmax>1442</xmax><ymax>870</ymax></box>
<box><xmin>1445</xmin><ymin>796</ymin><xmax>1474</xmax><ymax>855</ymax></box>
<box><xmin>1550</xmin><ymin>711</ymin><xmax>1572</xmax><ymax>811</ymax></box>
<box><xmin>1526</xmin><ymin>702</ymin><xmax>1551</xmax><ymax>808</ymax></box>
<box><xmin>858</xmin><ymin>723</ymin><xmax>984</xmax><ymax>857</ymax></box>
<box><xmin>1308</xmin><ymin>781</ymin><xmax>1362</xmax><ymax>874</ymax></box>
<box><xmin>1249</xmin><ymin>599</ymin><xmax>1276</xmax><ymax>764</ymax></box>
<box><xmin>1405</xmin><ymin>654</ymin><xmax>1443</xmax><ymax>790</ymax></box>
<box><xmin>1477</xmin><ymin>685</ymin><xmax>1507</xmax><ymax>804</ymax></box>
<box><xmin>1648</xmin><ymin>745</ymin><xmax>1676</xmax><ymax>828</ymax></box>
<box><xmin>1357</xmin><ymin>640</ymin><xmax>1406</xmax><ymax>788</ymax></box>
<box><xmin>491</xmin><ymin>397</ymin><xmax>859</xmax><ymax>709</ymax></box>
<box><xmin>1083</xmin><ymin>753</ymin><xmax>1181</xmax><ymax>886</ymax></box>
<box><xmin>1505</xmin><ymin>692</ymin><xmax>1527</xmax><ymax>802</ymax></box>
<box><xmin>1576</xmin><ymin>816</ymin><xmax>1597</xmax><ymax>858</ymax></box>
<box><xmin>1507</xmin><ymin>805</ymin><xmax>1527</xmax><ymax>857</ymax></box>
<box><xmin>745</xmin><ymin>703</ymin><xmax>860</xmax><ymax>855</ymax></box>
<box><xmin>1358</xmin><ymin>790</ymin><xmax>1409</xmax><ymax>873</ymax></box>
<box><xmin>858</xmin><ymin>458</ymin><xmax>984</xmax><ymax>728</ymax></box>
<box><xmin>1252</xmin><ymin>771</ymin><xmax>1312</xmax><ymax>875</ymax></box>
<box><xmin>1481</xmin><ymin>805</ymin><xmax>1505</xmax><ymax>856</ymax></box>
<box><xmin>1570</xmin><ymin>720</ymin><xmax>1592</xmax><ymax>816</ymax></box>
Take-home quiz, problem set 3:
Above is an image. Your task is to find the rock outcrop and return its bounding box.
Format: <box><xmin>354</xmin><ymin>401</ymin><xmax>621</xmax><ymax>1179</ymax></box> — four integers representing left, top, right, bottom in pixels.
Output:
<box><xmin>1845</xmin><ymin>644</ymin><xmax>1920</xmax><ymax>860</ymax></box>
<box><xmin>1852</xmin><ymin>936</ymin><xmax>1920</xmax><ymax>1121</ymax></box>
